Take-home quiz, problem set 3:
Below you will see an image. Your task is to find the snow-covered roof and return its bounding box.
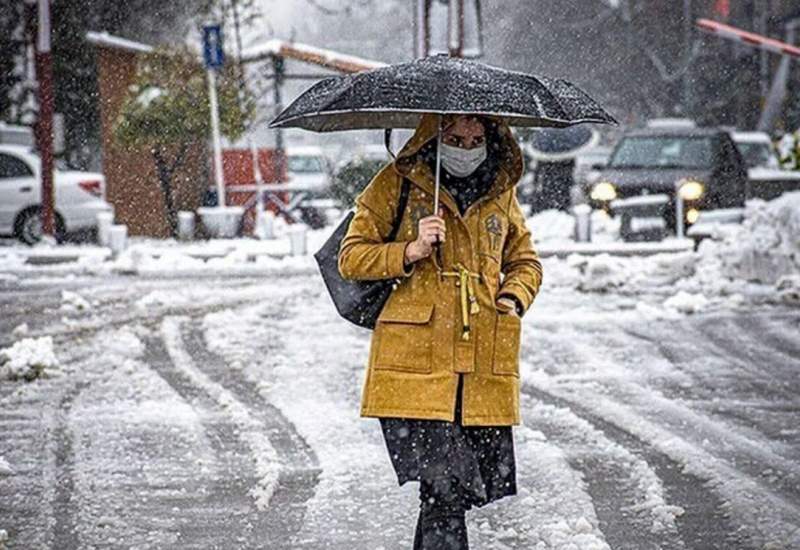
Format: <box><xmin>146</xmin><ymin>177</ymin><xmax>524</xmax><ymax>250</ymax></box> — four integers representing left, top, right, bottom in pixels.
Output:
<box><xmin>241</xmin><ymin>39</ymin><xmax>386</xmax><ymax>73</ymax></box>
<box><xmin>85</xmin><ymin>31</ymin><xmax>154</xmax><ymax>54</ymax></box>
<box><xmin>731</xmin><ymin>131</ymin><xmax>771</xmax><ymax>144</ymax></box>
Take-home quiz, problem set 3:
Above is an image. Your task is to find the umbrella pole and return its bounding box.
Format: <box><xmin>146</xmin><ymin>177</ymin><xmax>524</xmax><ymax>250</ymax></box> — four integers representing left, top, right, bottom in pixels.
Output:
<box><xmin>433</xmin><ymin>115</ymin><xmax>444</xmax><ymax>269</ymax></box>
<box><xmin>434</xmin><ymin>114</ymin><xmax>442</xmax><ymax>214</ymax></box>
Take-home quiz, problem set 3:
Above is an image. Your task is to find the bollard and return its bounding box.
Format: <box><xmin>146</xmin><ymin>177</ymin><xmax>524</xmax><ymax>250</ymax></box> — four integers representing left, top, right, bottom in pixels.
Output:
<box><xmin>96</xmin><ymin>212</ymin><xmax>114</xmax><ymax>246</ymax></box>
<box><xmin>261</xmin><ymin>210</ymin><xmax>276</xmax><ymax>239</ymax></box>
<box><xmin>177</xmin><ymin>211</ymin><xmax>195</xmax><ymax>241</ymax></box>
<box><xmin>108</xmin><ymin>225</ymin><xmax>128</xmax><ymax>255</ymax></box>
<box><xmin>288</xmin><ymin>224</ymin><xmax>307</xmax><ymax>256</ymax></box>
<box><xmin>572</xmin><ymin>203</ymin><xmax>592</xmax><ymax>242</ymax></box>
<box><xmin>675</xmin><ymin>194</ymin><xmax>685</xmax><ymax>239</ymax></box>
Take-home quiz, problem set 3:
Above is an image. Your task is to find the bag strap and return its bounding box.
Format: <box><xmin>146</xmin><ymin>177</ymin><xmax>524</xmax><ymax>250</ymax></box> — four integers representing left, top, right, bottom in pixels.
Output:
<box><xmin>386</xmin><ymin>177</ymin><xmax>411</xmax><ymax>242</ymax></box>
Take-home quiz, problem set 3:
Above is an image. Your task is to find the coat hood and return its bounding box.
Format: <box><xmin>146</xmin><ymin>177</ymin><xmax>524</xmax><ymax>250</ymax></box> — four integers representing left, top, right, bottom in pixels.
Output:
<box><xmin>392</xmin><ymin>113</ymin><xmax>525</xmax><ymax>201</ymax></box>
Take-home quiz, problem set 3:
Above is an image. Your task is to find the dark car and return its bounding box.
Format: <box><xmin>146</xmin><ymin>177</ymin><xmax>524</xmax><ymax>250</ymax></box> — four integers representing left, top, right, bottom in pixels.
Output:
<box><xmin>586</xmin><ymin>126</ymin><xmax>748</xmax><ymax>241</ymax></box>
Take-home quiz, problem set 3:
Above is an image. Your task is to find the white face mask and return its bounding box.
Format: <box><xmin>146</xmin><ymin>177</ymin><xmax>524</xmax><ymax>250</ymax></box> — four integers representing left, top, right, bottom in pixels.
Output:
<box><xmin>439</xmin><ymin>142</ymin><xmax>487</xmax><ymax>178</ymax></box>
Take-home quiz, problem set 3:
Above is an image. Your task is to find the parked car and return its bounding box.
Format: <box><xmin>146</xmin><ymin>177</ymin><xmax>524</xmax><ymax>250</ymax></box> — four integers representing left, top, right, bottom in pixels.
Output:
<box><xmin>587</xmin><ymin>125</ymin><xmax>748</xmax><ymax>241</ymax></box>
<box><xmin>730</xmin><ymin>131</ymin><xmax>781</xmax><ymax>169</ymax></box>
<box><xmin>0</xmin><ymin>145</ymin><xmax>111</xmax><ymax>244</ymax></box>
<box><xmin>286</xmin><ymin>146</ymin><xmax>332</xmax><ymax>194</ymax></box>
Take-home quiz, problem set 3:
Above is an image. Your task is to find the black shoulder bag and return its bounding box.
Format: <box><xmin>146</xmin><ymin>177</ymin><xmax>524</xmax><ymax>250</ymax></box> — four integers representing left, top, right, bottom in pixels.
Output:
<box><xmin>313</xmin><ymin>178</ymin><xmax>412</xmax><ymax>329</ymax></box>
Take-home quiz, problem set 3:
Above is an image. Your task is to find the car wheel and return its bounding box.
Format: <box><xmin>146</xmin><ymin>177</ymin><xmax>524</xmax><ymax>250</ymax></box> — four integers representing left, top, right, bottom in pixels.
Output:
<box><xmin>14</xmin><ymin>208</ymin><xmax>65</xmax><ymax>245</ymax></box>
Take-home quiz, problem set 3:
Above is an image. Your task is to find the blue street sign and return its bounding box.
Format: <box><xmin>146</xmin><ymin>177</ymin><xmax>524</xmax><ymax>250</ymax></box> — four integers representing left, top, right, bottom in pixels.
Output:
<box><xmin>203</xmin><ymin>24</ymin><xmax>224</xmax><ymax>69</ymax></box>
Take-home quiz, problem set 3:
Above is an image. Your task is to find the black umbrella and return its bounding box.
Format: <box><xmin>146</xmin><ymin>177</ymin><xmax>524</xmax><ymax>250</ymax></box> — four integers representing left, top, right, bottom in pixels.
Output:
<box><xmin>270</xmin><ymin>54</ymin><xmax>616</xmax><ymax>132</ymax></box>
<box><xmin>527</xmin><ymin>125</ymin><xmax>599</xmax><ymax>162</ymax></box>
<box><xmin>269</xmin><ymin>54</ymin><xmax>615</xmax><ymax>213</ymax></box>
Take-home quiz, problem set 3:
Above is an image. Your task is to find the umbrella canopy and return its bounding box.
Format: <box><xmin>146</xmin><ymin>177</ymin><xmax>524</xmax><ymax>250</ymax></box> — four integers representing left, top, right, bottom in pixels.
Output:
<box><xmin>527</xmin><ymin>125</ymin><xmax>600</xmax><ymax>162</ymax></box>
<box><xmin>268</xmin><ymin>54</ymin><xmax>617</xmax><ymax>132</ymax></box>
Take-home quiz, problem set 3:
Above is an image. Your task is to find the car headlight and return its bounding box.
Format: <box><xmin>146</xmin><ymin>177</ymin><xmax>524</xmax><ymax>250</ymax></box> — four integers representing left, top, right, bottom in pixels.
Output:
<box><xmin>590</xmin><ymin>181</ymin><xmax>617</xmax><ymax>201</ymax></box>
<box><xmin>677</xmin><ymin>180</ymin><xmax>704</xmax><ymax>201</ymax></box>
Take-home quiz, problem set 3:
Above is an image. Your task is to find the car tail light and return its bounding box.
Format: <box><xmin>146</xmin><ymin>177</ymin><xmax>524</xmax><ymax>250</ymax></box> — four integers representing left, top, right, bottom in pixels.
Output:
<box><xmin>78</xmin><ymin>180</ymin><xmax>103</xmax><ymax>197</ymax></box>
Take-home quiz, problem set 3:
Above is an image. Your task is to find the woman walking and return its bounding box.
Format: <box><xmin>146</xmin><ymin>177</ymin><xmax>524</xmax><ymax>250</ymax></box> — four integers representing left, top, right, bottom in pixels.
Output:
<box><xmin>338</xmin><ymin>112</ymin><xmax>543</xmax><ymax>549</ymax></box>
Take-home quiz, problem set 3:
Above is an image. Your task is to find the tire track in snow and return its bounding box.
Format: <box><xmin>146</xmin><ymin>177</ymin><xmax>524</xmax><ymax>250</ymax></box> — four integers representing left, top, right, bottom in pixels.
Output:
<box><xmin>180</xmin><ymin>319</ymin><xmax>321</xmax><ymax>547</ymax></box>
<box><xmin>524</xmin><ymin>309</ymin><xmax>800</xmax><ymax>548</ymax></box>
<box><xmin>621</xmin><ymin>318</ymin><xmax>800</xmax><ymax>505</ymax></box>
<box><xmin>520</xmin><ymin>318</ymin><xmax>758</xmax><ymax>550</ymax></box>
<box><xmin>519</xmin><ymin>392</ymin><xmax>686</xmax><ymax>550</ymax></box>
<box><xmin>143</xmin><ymin>325</ymin><xmax>279</xmax><ymax>548</ymax></box>
<box><xmin>51</xmin><ymin>380</ymin><xmax>90</xmax><ymax>550</ymax></box>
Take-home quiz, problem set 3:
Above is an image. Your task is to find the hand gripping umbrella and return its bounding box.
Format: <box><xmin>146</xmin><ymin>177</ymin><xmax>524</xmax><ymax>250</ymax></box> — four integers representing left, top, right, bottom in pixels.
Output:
<box><xmin>269</xmin><ymin>54</ymin><xmax>616</xmax><ymax>215</ymax></box>
<box><xmin>269</xmin><ymin>54</ymin><xmax>616</xmax><ymax>330</ymax></box>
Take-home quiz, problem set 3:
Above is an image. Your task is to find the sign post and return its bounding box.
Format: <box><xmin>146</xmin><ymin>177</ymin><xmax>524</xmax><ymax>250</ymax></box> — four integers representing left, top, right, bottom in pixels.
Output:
<box><xmin>35</xmin><ymin>0</ymin><xmax>55</xmax><ymax>240</ymax></box>
<box><xmin>203</xmin><ymin>24</ymin><xmax>226</xmax><ymax>207</ymax></box>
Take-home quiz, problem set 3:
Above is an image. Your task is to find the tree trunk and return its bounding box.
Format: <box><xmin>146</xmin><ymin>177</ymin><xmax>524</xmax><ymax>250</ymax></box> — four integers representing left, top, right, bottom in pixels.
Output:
<box><xmin>152</xmin><ymin>143</ymin><xmax>190</xmax><ymax>238</ymax></box>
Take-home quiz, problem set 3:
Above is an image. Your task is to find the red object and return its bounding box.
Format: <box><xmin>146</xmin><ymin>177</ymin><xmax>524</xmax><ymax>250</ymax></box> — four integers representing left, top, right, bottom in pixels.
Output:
<box><xmin>712</xmin><ymin>0</ymin><xmax>730</xmax><ymax>19</ymax></box>
<box><xmin>697</xmin><ymin>18</ymin><xmax>800</xmax><ymax>59</ymax></box>
<box><xmin>216</xmin><ymin>147</ymin><xmax>288</xmax><ymax>234</ymax></box>
<box><xmin>33</xmin><ymin>0</ymin><xmax>55</xmax><ymax>237</ymax></box>
<box><xmin>78</xmin><ymin>180</ymin><xmax>103</xmax><ymax>197</ymax></box>
<box><xmin>219</xmin><ymin>147</ymin><xmax>285</xmax><ymax>185</ymax></box>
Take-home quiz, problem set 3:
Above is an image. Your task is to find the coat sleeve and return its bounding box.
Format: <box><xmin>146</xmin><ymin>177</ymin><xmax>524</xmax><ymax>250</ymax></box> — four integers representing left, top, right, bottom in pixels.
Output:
<box><xmin>497</xmin><ymin>189</ymin><xmax>543</xmax><ymax>315</ymax></box>
<box><xmin>338</xmin><ymin>166</ymin><xmax>417</xmax><ymax>281</ymax></box>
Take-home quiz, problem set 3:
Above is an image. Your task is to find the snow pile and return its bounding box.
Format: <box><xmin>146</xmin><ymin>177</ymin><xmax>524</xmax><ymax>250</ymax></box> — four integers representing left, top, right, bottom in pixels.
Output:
<box><xmin>0</xmin><ymin>337</ymin><xmax>59</xmax><ymax>381</ymax></box>
<box><xmin>775</xmin><ymin>275</ymin><xmax>800</xmax><ymax>305</ymax></box>
<box><xmin>0</xmin><ymin>455</ymin><xmax>13</xmax><ymax>476</ymax></box>
<box><xmin>663</xmin><ymin>290</ymin><xmax>709</xmax><ymax>314</ymax></box>
<box><xmin>60</xmin><ymin>290</ymin><xmax>92</xmax><ymax>312</ymax></box>
<box><xmin>527</xmin><ymin>209</ymin><xmax>576</xmax><ymax>242</ymax></box>
<box><xmin>537</xmin><ymin>192</ymin><xmax>800</xmax><ymax>307</ymax></box>
<box><xmin>696</xmin><ymin>192</ymin><xmax>800</xmax><ymax>288</ymax></box>
<box><xmin>527</xmin><ymin>208</ymin><xmax>619</xmax><ymax>244</ymax></box>
<box><xmin>545</xmin><ymin>251</ymin><xmax>696</xmax><ymax>295</ymax></box>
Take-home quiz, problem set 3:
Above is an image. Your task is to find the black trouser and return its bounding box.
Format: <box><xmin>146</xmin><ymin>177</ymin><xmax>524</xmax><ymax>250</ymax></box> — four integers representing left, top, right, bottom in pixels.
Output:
<box><xmin>413</xmin><ymin>374</ymin><xmax>471</xmax><ymax>550</ymax></box>
<box><xmin>413</xmin><ymin>476</ymin><xmax>470</xmax><ymax>550</ymax></box>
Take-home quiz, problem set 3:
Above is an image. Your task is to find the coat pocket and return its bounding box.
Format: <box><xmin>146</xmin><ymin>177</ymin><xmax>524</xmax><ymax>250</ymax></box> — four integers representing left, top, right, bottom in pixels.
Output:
<box><xmin>492</xmin><ymin>313</ymin><xmax>521</xmax><ymax>376</ymax></box>
<box><xmin>374</xmin><ymin>303</ymin><xmax>434</xmax><ymax>374</ymax></box>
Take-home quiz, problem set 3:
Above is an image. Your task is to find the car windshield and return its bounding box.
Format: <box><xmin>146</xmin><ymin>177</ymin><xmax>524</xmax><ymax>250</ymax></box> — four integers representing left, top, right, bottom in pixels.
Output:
<box><xmin>609</xmin><ymin>136</ymin><xmax>714</xmax><ymax>169</ymax></box>
<box><xmin>735</xmin><ymin>142</ymin><xmax>774</xmax><ymax>168</ymax></box>
<box><xmin>288</xmin><ymin>155</ymin><xmax>324</xmax><ymax>174</ymax></box>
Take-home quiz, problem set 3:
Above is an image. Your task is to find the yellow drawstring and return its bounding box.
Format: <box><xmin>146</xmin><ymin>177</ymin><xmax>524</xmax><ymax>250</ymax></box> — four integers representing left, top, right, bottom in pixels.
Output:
<box><xmin>439</xmin><ymin>262</ymin><xmax>482</xmax><ymax>341</ymax></box>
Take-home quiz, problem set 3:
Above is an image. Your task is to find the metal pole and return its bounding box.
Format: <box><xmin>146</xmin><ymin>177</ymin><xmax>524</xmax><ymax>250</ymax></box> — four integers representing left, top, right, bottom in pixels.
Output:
<box><xmin>207</xmin><ymin>68</ymin><xmax>226</xmax><ymax>206</ymax></box>
<box><xmin>448</xmin><ymin>0</ymin><xmax>464</xmax><ymax>57</ymax></box>
<box><xmin>272</xmin><ymin>56</ymin><xmax>285</xmax><ymax>183</ymax></box>
<box><xmin>675</xmin><ymin>193</ymin><xmax>685</xmax><ymax>239</ymax></box>
<box><xmin>35</xmin><ymin>0</ymin><xmax>55</xmax><ymax>238</ymax></box>
<box><xmin>682</xmin><ymin>0</ymin><xmax>692</xmax><ymax>116</ymax></box>
<box><xmin>419</xmin><ymin>0</ymin><xmax>430</xmax><ymax>57</ymax></box>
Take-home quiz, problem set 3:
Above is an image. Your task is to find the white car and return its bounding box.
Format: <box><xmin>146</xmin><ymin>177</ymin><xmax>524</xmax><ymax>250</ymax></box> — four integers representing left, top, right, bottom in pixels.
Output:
<box><xmin>0</xmin><ymin>144</ymin><xmax>112</xmax><ymax>244</ymax></box>
<box><xmin>285</xmin><ymin>146</ymin><xmax>332</xmax><ymax>193</ymax></box>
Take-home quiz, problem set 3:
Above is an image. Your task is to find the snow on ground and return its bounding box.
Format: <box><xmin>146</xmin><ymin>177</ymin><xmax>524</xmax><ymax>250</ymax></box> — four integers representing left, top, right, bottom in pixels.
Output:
<box><xmin>1</xmin><ymin>263</ymin><xmax>798</xmax><ymax>547</ymax></box>
<box><xmin>522</xmin><ymin>288</ymin><xmax>800</xmax><ymax>548</ymax></box>
<box><xmin>0</xmin><ymin>336</ymin><xmax>60</xmax><ymax>381</ymax></box>
<box><xmin>67</xmin><ymin>326</ymin><xmax>211</xmax><ymax>546</ymax></box>
<box><xmin>526</xmin><ymin>208</ymin><xmax>620</xmax><ymax>244</ymax></box>
<box><xmin>160</xmin><ymin>316</ymin><xmax>281</xmax><ymax>511</ymax></box>
<box><xmin>200</xmin><ymin>279</ymin><xmax>621</xmax><ymax>548</ymax></box>
<box><xmin>0</xmin><ymin>192</ymin><xmax>797</xmax><ymax>313</ymax></box>
<box><xmin>0</xmin><ymin>456</ymin><xmax>13</xmax><ymax>476</ymax></box>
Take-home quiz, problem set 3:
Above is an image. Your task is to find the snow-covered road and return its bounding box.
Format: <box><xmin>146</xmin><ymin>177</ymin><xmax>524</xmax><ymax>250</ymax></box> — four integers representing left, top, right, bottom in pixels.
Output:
<box><xmin>1</xmin><ymin>271</ymin><xmax>798</xmax><ymax>549</ymax></box>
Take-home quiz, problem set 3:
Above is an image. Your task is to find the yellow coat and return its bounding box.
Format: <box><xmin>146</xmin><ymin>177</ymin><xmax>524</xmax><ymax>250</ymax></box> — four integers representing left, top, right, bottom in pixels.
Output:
<box><xmin>338</xmin><ymin>114</ymin><xmax>543</xmax><ymax>426</ymax></box>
